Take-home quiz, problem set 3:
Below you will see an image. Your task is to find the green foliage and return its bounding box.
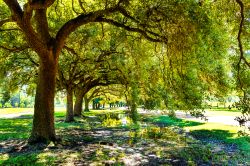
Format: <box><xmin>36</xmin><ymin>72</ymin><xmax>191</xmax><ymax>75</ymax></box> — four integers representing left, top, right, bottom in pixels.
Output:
<box><xmin>20</xmin><ymin>102</ymin><xmax>25</xmax><ymax>108</ymax></box>
<box><xmin>4</xmin><ymin>101</ymin><xmax>12</xmax><ymax>108</ymax></box>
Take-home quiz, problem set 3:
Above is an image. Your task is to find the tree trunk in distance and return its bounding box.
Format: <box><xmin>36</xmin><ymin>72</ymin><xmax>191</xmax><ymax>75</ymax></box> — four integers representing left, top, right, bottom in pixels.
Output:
<box><xmin>65</xmin><ymin>88</ymin><xmax>74</xmax><ymax>122</ymax></box>
<box><xmin>29</xmin><ymin>55</ymin><xmax>57</xmax><ymax>143</ymax></box>
<box><xmin>84</xmin><ymin>96</ymin><xmax>90</xmax><ymax>112</ymax></box>
<box><xmin>74</xmin><ymin>90</ymin><xmax>84</xmax><ymax>116</ymax></box>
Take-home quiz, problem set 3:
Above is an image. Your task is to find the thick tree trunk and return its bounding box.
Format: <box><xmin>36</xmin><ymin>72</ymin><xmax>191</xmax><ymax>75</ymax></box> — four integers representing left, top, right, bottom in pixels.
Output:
<box><xmin>74</xmin><ymin>91</ymin><xmax>84</xmax><ymax>116</ymax></box>
<box><xmin>84</xmin><ymin>96</ymin><xmax>90</xmax><ymax>112</ymax></box>
<box><xmin>29</xmin><ymin>56</ymin><xmax>58</xmax><ymax>143</ymax></box>
<box><xmin>65</xmin><ymin>88</ymin><xmax>74</xmax><ymax>122</ymax></box>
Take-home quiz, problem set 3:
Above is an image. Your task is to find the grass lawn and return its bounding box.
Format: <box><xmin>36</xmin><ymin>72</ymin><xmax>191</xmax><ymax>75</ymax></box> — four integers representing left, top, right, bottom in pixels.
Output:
<box><xmin>204</xmin><ymin>109</ymin><xmax>242</xmax><ymax>117</ymax></box>
<box><xmin>207</xmin><ymin>107</ymin><xmax>240</xmax><ymax>112</ymax></box>
<box><xmin>0</xmin><ymin>107</ymin><xmax>67</xmax><ymax>116</ymax></box>
<box><xmin>0</xmin><ymin>108</ymin><xmax>33</xmax><ymax>116</ymax></box>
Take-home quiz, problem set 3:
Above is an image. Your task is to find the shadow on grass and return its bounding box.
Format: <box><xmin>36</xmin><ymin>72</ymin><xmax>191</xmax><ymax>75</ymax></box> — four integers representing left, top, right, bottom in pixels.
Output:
<box><xmin>14</xmin><ymin>114</ymin><xmax>33</xmax><ymax>119</ymax></box>
<box><xmin>0</xmin><ymin>143</ymin><xmax>56</xmax><ymax>166</ymax></box>
<box><xmin>1</xmin><ymin>152</ymin><xmax>40</xmax><ymax>166</ymax></box>
<box><xmin>0</xmin><ymin>118</ymin><xmax>32</xmax><ymax>141</ymax></box>
<box><xmin>144</xmin><ymin>115</ymin><xmax>204</xmax><ymax>128</ymax></box>
<box><xmin>190</xmin><ymin>129</ymin><xmax>233</xmax><ymax>140</ymax></box>
<box><xmin>189</xmin><ymin>129</ymin><xmax>250</xmax><ymax>152</ymax></box>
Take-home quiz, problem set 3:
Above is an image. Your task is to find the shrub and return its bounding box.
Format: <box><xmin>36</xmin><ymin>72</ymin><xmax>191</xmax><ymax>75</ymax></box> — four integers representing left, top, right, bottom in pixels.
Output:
<box><xmin>4</xmin><ymin>102</ymin><xmax>12</xmax><ymax>108</ymax></box>
<box><xmin>20</xmin><ymin>102</ymin><xmax>25</xmax><ymax>108</ymax></box>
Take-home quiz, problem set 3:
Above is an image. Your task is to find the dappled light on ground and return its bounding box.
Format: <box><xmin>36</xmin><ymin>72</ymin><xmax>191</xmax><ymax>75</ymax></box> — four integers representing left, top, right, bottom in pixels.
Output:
<box><xmin>0</xmin><ymin>111</ymin><xmax>249</xmax><ymax>165</ymax></box>
<box><xmin>145</xmin><ymin>115</ymin><xmax>204</xmax><ymax>127</ymax></box>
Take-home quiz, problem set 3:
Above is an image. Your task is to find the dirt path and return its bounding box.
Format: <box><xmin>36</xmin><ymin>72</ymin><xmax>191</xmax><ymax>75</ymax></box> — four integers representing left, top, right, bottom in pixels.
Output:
<box><xmin>138</xmin><ymin>108</ymin><xmax>249</xmax><ymax>127</ymax></box>
<box><xmin>175</xmin><ymin>111</ymin><xmax>244</xmax><ymax>126</ymax></box>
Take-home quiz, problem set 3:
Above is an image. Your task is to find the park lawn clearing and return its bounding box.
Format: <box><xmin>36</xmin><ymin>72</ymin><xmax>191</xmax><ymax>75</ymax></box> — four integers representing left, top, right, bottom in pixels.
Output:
<box><xmin>204</xmin><ymin>109</ymin><xmax>242</xmax><ymax>117</ymax></box>
<box><xmin>0</xmin><ymin>108</ymin><xmax>33</xmax><ymax>116</ymax></box>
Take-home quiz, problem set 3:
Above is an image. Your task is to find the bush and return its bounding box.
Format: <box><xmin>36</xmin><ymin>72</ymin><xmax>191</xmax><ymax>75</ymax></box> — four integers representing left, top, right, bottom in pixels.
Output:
<box><xmin>14</xmin><ymin>102</ymin><xmax>19</xmax><ymax>107</ymax></box>
<box><xmin>167</xmin><ymin>110</ymin><xmax>176</xmax><ymax>118</ymax></box>
<box><xmin>4</xmin><ymin>102</ymin><xmax>12</xmax><ymax>108</ymax></box>
<box><xmin>20</xmin><ymin>102</ymin><xmax>25</xmax><ymax>108</ymax></box>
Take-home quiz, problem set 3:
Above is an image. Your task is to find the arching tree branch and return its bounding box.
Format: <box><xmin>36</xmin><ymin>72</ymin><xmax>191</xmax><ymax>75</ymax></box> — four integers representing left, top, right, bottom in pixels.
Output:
<box><xmin>95</xmin><ymin>17</ymin><xmax>167</xmax><ymax>43</ymax></box>
<box><xmin>55</xmin><ymin>6</ymin><xmax>120</xmax><ymax>54</ymax></box>
<box><xmin>236</xmin><ymin>0</ymin><xmax>250</xmax><ymax>68</ymax></box>
<box><xmin>0</xmin><ymin>18</ymin><xmax>13</xmax><ymax>27</ymax></box>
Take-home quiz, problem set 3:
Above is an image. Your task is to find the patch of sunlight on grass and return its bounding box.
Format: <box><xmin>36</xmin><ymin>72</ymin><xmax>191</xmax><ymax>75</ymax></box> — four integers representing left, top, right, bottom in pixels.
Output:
<box><xmin>83</xmin><ymin>109</ymin><xmax>125</xmax><ymax>116</ymax></box>
<box><xmin>54</xmin><ymin>111</ymin><xmax>66</xmax><ymax>118</ymax></box>
<box><xmin>55</xmin><ymin>107</ymin><xmax>66</xmax><ymax>112</ymax></box>
<box><xmin>145</xmin><ymin>115</ymin><xmax>204</xmax><ymax>127</ymax></box>
<box><xmin>206</xmin><ymin>107</ymin><xmax>240</xmax><ymax>112</ymax></box>
<box><xmin>0</xmin><ymin>153</ymin><xmax>39</xmax><ymax>165</ymax></box>
<box><xmin>37</xmin><ymin>152</ymin><xmax>57</xmax><ymax>165</ymax></box>
<box><xmin>69</xmin><ymin>153</ymin><xmax>79</xmax><ymax>158</ymax></box>
<box><xmin>204</xmin><ymin>110</ymin><xmax>241</xmax><ymax>116</ymax></box>
<box><xmin>0</xmin><ymin>118</ymin><xmax>32</xmax><ymax>140</ymax></box>
<box><xmin>0</xmin><ymin>107</ymin><xmax>66</xmax><ymax>116</ymax></box>
<box><xmin>0</xmin><ymin>108</ymin><xmax>33</xmax><ymax>115</ymax></box>
<box><xmin>0</xmin><ymin>154</ymin><xmax>9</xmax><ymax>164</ymax></box>
<box><xmin>184</xmin><ymin>122</ymin><xmax>240</xmax><ymax>133</ymax></box>
<box><xmin>55</xmin><ymin>120</ymin><xmax>86</xmax><ymax>129</ymax></box>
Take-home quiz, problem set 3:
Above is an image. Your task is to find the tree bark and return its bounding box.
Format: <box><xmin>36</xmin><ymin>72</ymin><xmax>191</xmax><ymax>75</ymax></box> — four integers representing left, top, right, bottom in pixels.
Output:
<box><xmin>65</xmin><ymin>87</ymin><xmax>74</xmax><ymax>122</ymax></box>
<box><xmin>84</xmin><ymin>96</ymin><xmax>90</xmax><ymax>112</ymax></box>
<box><xmin>29</xmin><ymin>55</ymin><xmax>58</xmax><ymax>143</ymax></box>
<box><xmin>74</xmin><ymin>90</ymin><xmax>85</xmax><ymax>116</ymax></box>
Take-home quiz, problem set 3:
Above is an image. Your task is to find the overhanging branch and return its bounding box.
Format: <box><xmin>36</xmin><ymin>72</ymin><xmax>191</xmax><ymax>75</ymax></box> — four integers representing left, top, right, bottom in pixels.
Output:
<box><xmin>28</xmin><ymin>0</ymin><xmax>55</xmax><ymax>10</ymax></box>
<box><xmin>0</xmin><ymin>18</ymin><xmax>13</xmax><ymax>27</ymax></box>
<box><xmin>0</xmin><ymin>45</ymin><xmax>29</xmax><ymax>52</ymax></box>
<box><xmin>95</xmin><ymin>17</ymin><xmax>167</xmax><ymax>43</ymax></box>
<box><xmin>236</xmin><ymin>0</ymin><xmax>250</xmax><ymax>68</ymax></box>
<box><xmin>55</xmin><ymin>6</ymin><xmax>120</xmax><ymax>54</ymax></box>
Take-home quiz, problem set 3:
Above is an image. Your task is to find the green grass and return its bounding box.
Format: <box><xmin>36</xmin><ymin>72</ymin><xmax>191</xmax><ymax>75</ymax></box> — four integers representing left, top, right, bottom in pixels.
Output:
<box><xmin>0</xmin><ymin>118</ymin><xmax>32</xmax><ymax>141</ymax></box>
<box><xmin>83</xmin><ymin>109</ymin><xmax>125</xmax><ymax>116</ymax></box>
<box><xmin>144</xmin><ymin>115</ymin><xmax>204</xmax><ymax>127</ymax></box>
<box><xmin>204</xmin><ymin>109</ymin><xmax>241</xmax><ymax>117</ymax></box>
<box><xmin>0</xmin><ymin>152</ymin><xmax>58</xmax><ymax>166</ymax></box>
<box><xmin>206</xmin><ymin>107</ymin><xmax>241</xmax><ymax>112</ymax></box>
<box><xmin>144</xmin><ymin>115</ymin><xmax>250</xmax><ymax>154</ymax></box>
<box><xmin>0</xmin><ymin>153</ymin><xmax>39</xmax><ymax>166</ymax></box>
